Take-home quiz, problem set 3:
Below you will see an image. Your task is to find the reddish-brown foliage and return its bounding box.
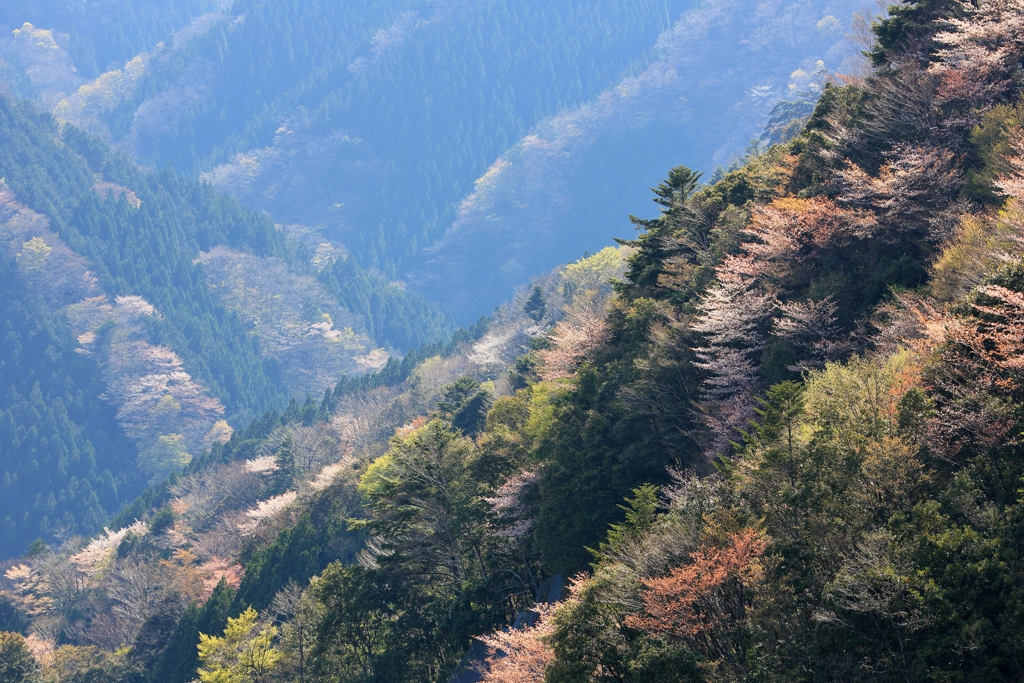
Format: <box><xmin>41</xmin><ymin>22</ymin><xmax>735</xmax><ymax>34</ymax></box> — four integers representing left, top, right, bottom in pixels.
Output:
<box><xmin>692</xmin><ymin>197</ymin><xmax>857</xmax><ymax>451</ymax></box>
<box><xmin>745</xmin><ymin>197</ymin><xmax>854</xmax><ymax>265</ymax></box>
<box><xmin>625</xmin><ymin>528</ymin><xmax>767</xmax><ymax>642</ymax></box>
<box><xmin>930</xmin><ymin>0</ymin><xmax>1024</xmax><ymax>90</ymax></box>
<box><xmin>971</xmin><ymin>285</ymin><xmax>1024</xmax><ymax>374</ymax></box>
<box><xmin>996</xmin><ymin>134</ymin><xmax>1024</xmax><ymax>200</ymax></box>
<box><xmin>198</xmin><ymin>557</ymin><xmax>245</xmax><ymax>601</ymax></box>
<box><xmin>872</xmin><ymin>292</ymin><xmax>948</xmax><ymax>358</ymax></box>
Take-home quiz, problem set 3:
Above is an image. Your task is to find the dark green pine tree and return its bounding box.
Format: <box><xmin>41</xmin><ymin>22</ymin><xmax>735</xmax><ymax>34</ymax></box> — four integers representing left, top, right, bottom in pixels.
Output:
<box><xmin>524</xmin><ymin>286</ymin><xmax>547</xmax><ymax>323</ymax></box>
<box><xmin>619</xmin><ymin>165</ymin><xmax>702</xmax><ymax>296</ymax></box>
<box><xmin>270</xmin><ymin>434</ymin><xmax>296</xmax><ymax>496</ymax></box>
<box><xmin>870</xmin><ymin>0</ymin><xmax>963</xmax><ymax>66</ymax></box>
<box><xmin>436</xmin><ymin>377</ymin><xmax>492</xmax><ymax>438</ymax></box>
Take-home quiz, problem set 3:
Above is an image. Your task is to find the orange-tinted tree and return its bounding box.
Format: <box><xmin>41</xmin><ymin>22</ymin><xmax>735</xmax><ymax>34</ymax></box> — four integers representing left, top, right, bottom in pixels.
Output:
<box><xmin>625</xmin><ymin>529</ymin><xmax>768</xmax><ymax>676</ymax></box>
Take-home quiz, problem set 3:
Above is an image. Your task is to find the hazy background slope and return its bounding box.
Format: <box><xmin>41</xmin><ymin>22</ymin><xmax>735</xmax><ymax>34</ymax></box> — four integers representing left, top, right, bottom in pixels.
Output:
<box><xmin>416</xmin><ymin>0</ymin><xmax>869</xmax><ymax>317</ymax></box>
<box><xmin>0</xmin><ymin>0</ymin><xmax>221</xmax><ymax>83</ymax></box>
<box><xmin>195</xmin><ymin>0</ymin><xmax>693</xmax><ymax>278</ymax></box>
<box><xmin>0</xmin><ymin>94</ymin><xmax>435</xmax><ymax>556</ymax></box>
<box><xmin>0</xmin><ymin>0</ymin><xmax>871</xmax><ymax>323</ymax></box>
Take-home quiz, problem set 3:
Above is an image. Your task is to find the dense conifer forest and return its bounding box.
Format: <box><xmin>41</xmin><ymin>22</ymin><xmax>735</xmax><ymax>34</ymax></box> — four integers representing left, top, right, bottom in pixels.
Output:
<box><xmin>6</xmin><ymin>0</ymin><xmax>1024</xmax><ymax>682</ymax></box>
<box><xmin>0</xmin><ymin>0</ymin><xmax>863</xmax><ymax>320</ymax></box>
<box><xmin>0</xmin><ymin>93</ymin><xmax>449</xmax><ymax>555</ymax></box>
<box><xmin>0</xmin><ymin>0</ymin><xmax>693</xmax><ymax>279</ymax></box>
<box><xmin>74</xmin><ymin>0</ymin><xmax>691</xmax><ymax>275</ymax></box>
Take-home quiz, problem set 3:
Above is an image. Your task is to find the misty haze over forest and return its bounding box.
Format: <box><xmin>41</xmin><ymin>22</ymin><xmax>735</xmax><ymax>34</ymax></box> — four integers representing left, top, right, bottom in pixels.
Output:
<box><xmin>0</xmin><ymin>0</ymin><xmax>865</xmax><ymax>319</ymax></box>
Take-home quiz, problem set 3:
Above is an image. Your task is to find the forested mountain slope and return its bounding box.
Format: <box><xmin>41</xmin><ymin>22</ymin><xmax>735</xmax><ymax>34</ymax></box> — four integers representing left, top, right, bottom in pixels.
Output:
<box><xmin>6</xmin><ymin>1</ymin><xmax>1024</xmax><ymax>683</ymax></box>
<box><xmin>0</xmin><ymin>0</ymin><xmax>871</xmax><ymax>322</ymax></box>
<box><xmin>414</xmin><ymin>0</ymin><xmax>869</xmax><ymax>317</ymax></box>
<box><xmin>457</xmin><ymin>0</ymin><xmax>1024</xmax><ymax>678</ymax></box>
<box><xmin>0</xmin><ymin>252</ymin><xmax>139</xmax><ymax>561</ymax></box>
<box><xmin>11</xmin><ymin>1</ymin><xmax>1024</xmax><ymax>683</ymax></box>
<box><xmin>0</xmin><ymin>96</ymin><xmax>287</xmax><ymax>424</ymax></box>
<box><xmin>0</xmin><ymin>0</ymin><xmax>691</xmax><ymax>275</ymax></box>
<box><xmin>0</xmin><ymin>95</ymin><xmax>445</xmax><ymax>558</ymax></box>
<box><xmin>0</xmin><ymin>244</ymin><xmax>626</xmax><ymax>681</ymax></box>
<box><xmin>0</xmin><ymin>0</ymin><xmax>221</xmax><ymax>82</ymax></box>
<box><xmin>195</xmin><ymin>0</ymin><xmax>693</xmax><ymax>280</ymax></box>
<box><xmin>0</xmin><ymin>94</ymin><xmax>285</xmax><ymax>556</ymax></box>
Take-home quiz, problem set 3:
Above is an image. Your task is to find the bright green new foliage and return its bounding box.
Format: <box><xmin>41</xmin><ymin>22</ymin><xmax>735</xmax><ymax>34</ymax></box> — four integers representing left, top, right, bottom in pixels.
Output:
<box><xmin>197</xmin><ymin>608</ymin><xmax>282</xmax><ymax>683</ymax></box>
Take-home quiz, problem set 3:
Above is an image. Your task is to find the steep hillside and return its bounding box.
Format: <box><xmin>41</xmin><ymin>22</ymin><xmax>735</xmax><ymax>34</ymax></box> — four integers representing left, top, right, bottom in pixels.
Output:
<box><xmin>0</xmin><ymin>252</ymin><xmax>140</xmax><ymax>557</ymax></box>
<box><xmin>0</xmin><ymin>246</ymin><xmax>625</xmax><ymax>681</ymax></box>
<box><xmin>2</xmin><ymin>1</ymin><xmax>1024</xmax><ymax>683</ymax></box>
<box><xmin>7</xmin><ymin>0</ymin><xmax>689</xmax><ymax>274</ymax></box>
<box><xmin>0</xmin><ymin>0</ymin><xmax>872</xmax><ymax>323</ymax></box>
<box><xmin>11</xmin><ymin>1</ymin><xmax>1024</xmax><ymax>683</ymax></box>
<box><xmin>415</xmin><ymin>0</ymin><xmax>870</xmax><ymax>317</ymax></box>
<box><xmin>456</xmin><ymin>0</ymin><xmax>1024</xmax><ymax>678</ymax></box>
<box><xmin>195</xmin><ymin>0</ymin><xmax>691</xmax><ymax>278</ymax></box>
<box><xmin>0</xmin><ymin>95</ymin><xmax>287</xmax><ymax>424</ymax></box>
<box><xmin>0</xmin><ymin>0</ymin><xmax>220</xmax><ymax>95</ymax></box>
<box><xmin>0</xmin><ymin>96</ymin><xmax>447</xmax><ymax>558</ymax></box>
<box><xmin>0</xmin><ymin>94</ymin><xmax>287</xmax><ymax>556</ymax></box>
